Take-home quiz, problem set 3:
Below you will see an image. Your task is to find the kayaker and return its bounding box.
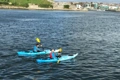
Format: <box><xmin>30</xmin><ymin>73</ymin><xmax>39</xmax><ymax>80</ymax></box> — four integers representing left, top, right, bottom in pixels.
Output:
<box><xmin>49</xmin><ymin>49</ymin><xmax>57</xmax><ymax>59</ymax></box>
<box><xmin>33</xmin><ymin>43</ymin><xmax>43</xmax><ymax>52</ymax></box>
<box><xmin>56</xmin><ymin>51</ymin><xmax>61</xmax><ymax>58</ymax></box>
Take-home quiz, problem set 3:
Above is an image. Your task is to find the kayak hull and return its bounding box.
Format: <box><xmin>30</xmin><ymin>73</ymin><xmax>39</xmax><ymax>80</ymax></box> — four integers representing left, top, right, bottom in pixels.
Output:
<box><xmin>17</xmin><ymin>49</ymin><xmax>61</xmax><ymax>57</ymax></box>
<box><xmin>36</xmin><ymin>53</ymin><xmax>78</xmax><ymax>63</ymax></box>
<box><xmin>17</xmin><ymin>50</ymin><xmax>51</xmax><ymax>57</ymax></box>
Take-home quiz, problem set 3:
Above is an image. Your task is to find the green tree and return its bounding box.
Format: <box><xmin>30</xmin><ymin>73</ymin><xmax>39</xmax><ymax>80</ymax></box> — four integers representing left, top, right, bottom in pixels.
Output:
<box><xmin>64</xmin><ymin>5</ymin><xmax>69</xmax><ymax>9</ymax></box>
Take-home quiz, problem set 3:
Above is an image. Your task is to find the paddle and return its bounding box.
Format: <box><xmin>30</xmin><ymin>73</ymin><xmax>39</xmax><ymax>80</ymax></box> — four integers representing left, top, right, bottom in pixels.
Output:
<box><xmin>36</xmin><ymin>37</ymin><xmax>41</xmax><ymax>43</ymax></box>
<box><xmin>57</xmin><ymin>60</ymin><xmax>60</xmax><ymax>64</ymax></box>
<box><xmin>59</xmin><ymin>48</ymin><xmax>62</xmax><ymax>53</ymax></box>
<box><xmin>36</xmin><ymin>37</ymin><xmax>50</xmax><ymax>49</ymax></box>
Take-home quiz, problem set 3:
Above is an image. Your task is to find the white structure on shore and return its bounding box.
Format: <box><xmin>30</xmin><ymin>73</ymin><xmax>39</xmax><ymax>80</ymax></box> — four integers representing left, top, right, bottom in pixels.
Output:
<box><xmin>109</xmin><ymin>6</ymin><xmax>118</xmax><ymax>10</ymax></box>
<box><xmin>28</xmin><ymin>3</ymin><xmax>39</xmax><ymax>9</ymax></box>
<box><xmin>76</xmin><ymin>4</ymin><xmax>82</xmax><ymax>9</ymax></box>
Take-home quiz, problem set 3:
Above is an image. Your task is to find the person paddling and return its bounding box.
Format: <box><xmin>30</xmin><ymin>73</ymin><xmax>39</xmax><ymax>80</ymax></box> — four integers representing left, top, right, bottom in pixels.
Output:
<box><xmin>49</xmin><ymin>49</ymin><xmax>57</xmax><ymax>59</ymax></box>
<box><xmin>56</xmin><ymin>51</ymin><xmax>61</xmax><ymax>58</ymax></box>
<box><xmin>33</xmin><ymin>43</ymin><xmax>43</xmax><ymax>52</ymax></box>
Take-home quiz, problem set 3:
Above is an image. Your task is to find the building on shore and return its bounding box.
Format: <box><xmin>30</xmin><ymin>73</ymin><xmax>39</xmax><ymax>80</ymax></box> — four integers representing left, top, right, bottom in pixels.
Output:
<box><xmin>99</xmin><ymin>4</ymin><xmax>109</xmax><ymax>10</ymax></box>
<box><xmin>53</xmin><ymin>1</ymin><xmax>88</xmax><ymax>11</ymax></box>
<box><xmin>109</xmin><ymin>6</ymin><xmax>118</xmax><ymax>10</ymax></box>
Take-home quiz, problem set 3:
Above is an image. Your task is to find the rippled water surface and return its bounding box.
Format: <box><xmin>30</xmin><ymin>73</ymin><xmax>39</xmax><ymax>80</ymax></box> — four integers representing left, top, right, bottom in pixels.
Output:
<box><xmin>0</xmin><ymin>9</ymin><xmax>120</xmax><ymax>80</ymax></box>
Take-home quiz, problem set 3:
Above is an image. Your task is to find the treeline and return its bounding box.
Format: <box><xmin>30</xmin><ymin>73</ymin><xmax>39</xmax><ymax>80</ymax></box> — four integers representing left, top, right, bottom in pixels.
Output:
<box><xmin>0</xmin><ymin>0</ymin><xmax>53</xmax><ymax>8</ymax></box>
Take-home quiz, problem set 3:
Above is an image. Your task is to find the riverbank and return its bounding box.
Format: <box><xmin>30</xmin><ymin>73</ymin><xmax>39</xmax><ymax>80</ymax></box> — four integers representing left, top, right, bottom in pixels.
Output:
<box><xmin>0</xmin><ymin>5</ymin><xmax>24</xmax><ymax>9</ymax></box>
<box><xmin>0</xmin><ymin>5</ymin><xmax>120</xmax><ymax>12</ymax></box>
<box><xmin>0</xmin><ymin>5</ymin><xmax>88</xmax><ymax>11</ymax></box>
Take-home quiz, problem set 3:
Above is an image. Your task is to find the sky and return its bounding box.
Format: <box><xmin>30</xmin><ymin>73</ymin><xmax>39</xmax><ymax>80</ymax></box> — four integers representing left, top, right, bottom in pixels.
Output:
<box><xmin>55</xmin><ymin>0</ymin><xmax>120</xmax><ymax>3</ymax></box>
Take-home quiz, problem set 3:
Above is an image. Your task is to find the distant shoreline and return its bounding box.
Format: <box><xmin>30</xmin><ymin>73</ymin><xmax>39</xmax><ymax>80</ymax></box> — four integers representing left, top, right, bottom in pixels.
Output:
<box><xmin>0</xmin><ymin>8</ymin><xmax>88</xmax><ymax>12</ymax></box>
<box><xmin>0</xmin><ymin>5</ymin><xmax>88</xmax><ymax>11</ymax></box>
<box><xmin>0</xmin><ymin>5</ymin><xmax>119</xmax><ymax>12</ymax></box>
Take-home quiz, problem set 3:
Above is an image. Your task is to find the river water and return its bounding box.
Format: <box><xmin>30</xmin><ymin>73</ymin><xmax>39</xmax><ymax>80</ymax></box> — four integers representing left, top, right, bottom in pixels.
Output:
<box><xmin>0</xmin><ymin>9</ymin><xmax>120</xmax><ymax>80</ymax></box>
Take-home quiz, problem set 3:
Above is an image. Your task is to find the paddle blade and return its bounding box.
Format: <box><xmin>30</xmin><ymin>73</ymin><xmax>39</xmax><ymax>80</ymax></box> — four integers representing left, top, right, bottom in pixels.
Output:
<box><xmin>36</xmin><ymin>38</ymin><xmax>41</xmax><ymax>43</ymax></box>
<box><xmin>57</xmin><ymin>60</ymin><xmax>60</xmax><ymax>64</ymax></box>
<box><xmin>59</xmin><ymin>48</ymin><xmax>62</xmax><ymax>53</ymax></box>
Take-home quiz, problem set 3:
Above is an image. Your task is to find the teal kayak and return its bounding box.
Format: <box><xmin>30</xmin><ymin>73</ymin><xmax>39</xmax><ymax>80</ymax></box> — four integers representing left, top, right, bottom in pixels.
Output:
<box><xmin>17</xmin><ymin>50</ymin><xmax>50</xmax><ymax>57</ymax></box>
<box><xmin>36</xmin><ymin>53</ymin><xmax>78</xmax><ymax>63</ymax></box>
<box><xmin>17</xmin><ymin>49</ymin><xmax>61</xmax><ymax>57</ymax></box>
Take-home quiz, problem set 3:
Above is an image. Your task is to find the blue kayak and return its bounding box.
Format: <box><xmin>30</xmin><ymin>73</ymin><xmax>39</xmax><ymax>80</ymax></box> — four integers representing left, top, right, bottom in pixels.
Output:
<box><xmin>17</xmin><ymin>50</ymin><xmax>50</xmax><ymax>57</ymax></box>
<box><xmin>17</xmin><ymin>49</ymin><xmax>61</xmax><ymax>57</ymax></box>
<box><xmin>36</xmin><ymin>53</ymin><xmax>78</xmax><ymax>63</ymax></box>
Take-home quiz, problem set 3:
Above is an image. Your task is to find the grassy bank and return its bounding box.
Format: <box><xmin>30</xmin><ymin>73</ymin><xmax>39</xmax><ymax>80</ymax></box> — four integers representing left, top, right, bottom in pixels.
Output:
<box><xmin>0</xmin><ymin>0</ymin><xmax>53</xmax><ymax>8</ymax></box>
